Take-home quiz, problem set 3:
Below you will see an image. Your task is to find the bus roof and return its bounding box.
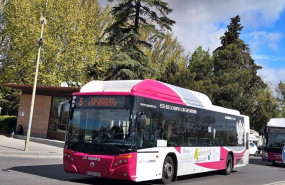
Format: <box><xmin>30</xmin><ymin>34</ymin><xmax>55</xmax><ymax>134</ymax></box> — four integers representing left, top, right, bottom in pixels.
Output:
<box><xmin>77</xmin><ymin>79</ymin><xmax>240</xmax><ymax>115</ymax></box>
<box><xmin>267</xmin><ymin>118</ymin><xmax>285</xmax><ymax>127</ymax></box>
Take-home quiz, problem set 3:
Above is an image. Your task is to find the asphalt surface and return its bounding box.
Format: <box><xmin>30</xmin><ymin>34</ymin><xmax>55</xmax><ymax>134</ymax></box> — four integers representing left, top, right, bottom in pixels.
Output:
<box><xmin>0</xmin><ymin>133</ymin><xmax>64</xmax><ymax>158</ymax></box>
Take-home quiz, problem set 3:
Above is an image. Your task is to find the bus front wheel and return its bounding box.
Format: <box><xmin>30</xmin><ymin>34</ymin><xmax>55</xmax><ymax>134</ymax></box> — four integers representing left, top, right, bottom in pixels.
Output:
<box><xmin>223</xmin><ymin>154</ymin><xmax>233</xmax><ymax>175</ymax></box>
<box><xmin>162</xmin><ymin>156</ymin><xmax>174</xmax><ymax>184</ymax></box>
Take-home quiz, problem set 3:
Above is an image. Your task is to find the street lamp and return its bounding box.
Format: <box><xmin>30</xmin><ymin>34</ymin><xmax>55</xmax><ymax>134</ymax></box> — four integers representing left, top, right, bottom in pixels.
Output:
<box><xmin>25</xmin><ymin>0</ymin><xmax>48</xmax><ymax>151</ymax></box>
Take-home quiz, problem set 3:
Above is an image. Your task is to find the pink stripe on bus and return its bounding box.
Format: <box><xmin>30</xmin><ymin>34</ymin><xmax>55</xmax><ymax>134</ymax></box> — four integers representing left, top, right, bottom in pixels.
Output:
<box><xmin>131</xmin><ymin>79</ymin><xmax>186</xmax><ymax>105</ymax></box>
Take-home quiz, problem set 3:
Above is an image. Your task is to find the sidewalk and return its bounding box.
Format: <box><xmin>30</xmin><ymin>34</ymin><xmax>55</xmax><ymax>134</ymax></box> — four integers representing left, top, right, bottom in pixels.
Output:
<box><xmin>0</xmin><ymin>133</ymin><xmax>64</xmax><ymax>158</ymax></box>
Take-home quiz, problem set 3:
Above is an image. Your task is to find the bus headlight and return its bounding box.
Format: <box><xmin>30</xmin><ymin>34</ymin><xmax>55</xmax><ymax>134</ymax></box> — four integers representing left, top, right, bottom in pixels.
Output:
<box><xmin>112</xmin><ymin>154</ymin><xmax>133</xmax><ymax>169</ymax></box>
<box><xmin>263</xmin><ymin>152</ymin><xmax>268</xmax><ymax>159</ymax></box>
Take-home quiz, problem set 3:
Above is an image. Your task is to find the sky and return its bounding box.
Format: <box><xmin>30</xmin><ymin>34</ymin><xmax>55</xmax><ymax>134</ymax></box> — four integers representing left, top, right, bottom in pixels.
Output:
<box><xmin>98</xmin><ymin>0</ymin><xmax>285</xmax><ymax>88</ymax></box>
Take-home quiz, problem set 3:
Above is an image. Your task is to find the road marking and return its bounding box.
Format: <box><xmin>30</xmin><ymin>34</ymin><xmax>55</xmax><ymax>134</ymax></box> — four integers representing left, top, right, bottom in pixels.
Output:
<box><xmin>263</xmin><ymin>181</ymin><xmax>285</xmax><ymax>185</ymax></box>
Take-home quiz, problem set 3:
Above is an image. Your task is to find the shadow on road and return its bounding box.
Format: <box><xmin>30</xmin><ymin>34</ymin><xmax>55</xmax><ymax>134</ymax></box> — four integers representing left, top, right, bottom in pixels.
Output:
<box><xmin>0</xmin><ymin>144</ymin><xmax>23</xmax><ymax>151</ymax></box>
<box><xmin>175</xmin><ymin>169</ymin><xmax>237</xmax><ymax>183</ymax></box>
<box><xmin>11</xmin><ymin>160</ymin><xmax>277</xmax><ymax>185</ymax></box>
<box><xmin>9</xmin><ymin>164</ymin><xmax>157</xmax><ymax>185</ymax></box>
<box><xmin>8</xmin><ymin>163</ymin><xmax>235</xmax><ymax>185</ymax></box>
<box><xmin>249</xmin><ymin>156</ymin><xmax>285</xmax><ymax>169</ymax></box>
<box><xmin>249</xmin><ymin>156</ymin><xmax>269</xmax><ymax>166</ymax></box>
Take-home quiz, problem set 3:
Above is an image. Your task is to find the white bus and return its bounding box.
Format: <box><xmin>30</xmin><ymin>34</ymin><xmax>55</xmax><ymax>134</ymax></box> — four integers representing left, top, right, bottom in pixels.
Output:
<box><xmin>63</xmin><ymin>79</ymin><xmax>250</xmax><ymax>184</ymax></box>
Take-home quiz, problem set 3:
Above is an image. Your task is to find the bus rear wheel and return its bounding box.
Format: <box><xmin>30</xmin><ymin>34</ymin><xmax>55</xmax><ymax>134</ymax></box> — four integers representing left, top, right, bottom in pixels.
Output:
<box><xmin>162</xmin><ymin>156</ymin><xmax>174</xmax><ymax>184</ymax></box>
<box><xmin>223</xmin><ymin>154</ymin><xmax>233</xmax><ymax>175</ymax></box>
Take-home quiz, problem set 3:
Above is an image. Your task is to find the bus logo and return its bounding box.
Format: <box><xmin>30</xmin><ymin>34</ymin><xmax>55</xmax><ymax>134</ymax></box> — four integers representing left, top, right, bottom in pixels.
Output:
<box><xmin>90</xmin><ymin>162</ymin><xmax>95</xmax><ymax>168</ymax></box>
<box><xmin>236</xmin><ymin>120</ymin><xmax>245</xmax><ymax>145</ymax></box>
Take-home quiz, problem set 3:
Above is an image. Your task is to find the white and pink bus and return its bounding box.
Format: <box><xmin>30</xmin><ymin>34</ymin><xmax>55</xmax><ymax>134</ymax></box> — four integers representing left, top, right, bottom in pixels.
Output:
<box><xmin>63</xmin><ymin>79</ymin><xmax>250</xmax><ymax>184</ymax></box>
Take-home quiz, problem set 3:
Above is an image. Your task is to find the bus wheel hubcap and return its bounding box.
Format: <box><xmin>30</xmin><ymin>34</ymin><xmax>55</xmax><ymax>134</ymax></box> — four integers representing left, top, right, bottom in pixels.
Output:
<box><xmin>164</xmin><ymin>163</ymin><xmax>173</xmax><ymax>178</ymax></box>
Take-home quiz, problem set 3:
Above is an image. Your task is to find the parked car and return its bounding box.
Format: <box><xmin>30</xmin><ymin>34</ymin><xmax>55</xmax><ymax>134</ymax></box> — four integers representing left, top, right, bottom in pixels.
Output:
<box><xmin>249</xmin><ymin>142</ymin><xmax>258</xmax><ymax>155</ymax></box>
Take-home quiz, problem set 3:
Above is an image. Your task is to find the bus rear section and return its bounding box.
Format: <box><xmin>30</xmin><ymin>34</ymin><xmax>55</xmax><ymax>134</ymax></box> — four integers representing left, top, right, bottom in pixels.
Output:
<box><xmin>63</xmin><ymin>79</ymin><xmax>250</xmax><ymax>184</ymax></box>
<box><xmin>262</xmin><ymin>118</ymin><xmax>285</xmax><ymax>165</ymax></box>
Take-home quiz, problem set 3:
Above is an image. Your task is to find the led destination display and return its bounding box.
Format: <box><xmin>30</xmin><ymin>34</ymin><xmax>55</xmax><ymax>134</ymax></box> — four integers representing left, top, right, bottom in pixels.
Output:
<box><xmin>73</xmin><ymin>96</ymin><xmax>129</xmax><ymax>108</ymax></box>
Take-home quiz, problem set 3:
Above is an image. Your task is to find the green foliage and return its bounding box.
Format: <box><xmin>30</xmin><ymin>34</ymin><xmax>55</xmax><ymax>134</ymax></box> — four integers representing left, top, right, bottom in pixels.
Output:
<box><xmin>0</xmin><ymin>115</ymin><xmax>17</xmax><ymax>133</ymax></box>
<box><xmin>278</xmin><ymin>107</ymin><xmax>285</xmax><ymax>118</ymax></box>
<box><xmin>0</xmin><ymin>86</ymin><xmax>20</xmax><ymax>116</ymax></box>
<box><xmin>276</xmin><ymin>81</ymin><xmax>285</xmax><ymax>105</ymax></box>
<box><xmin>105</xmin><ymin>52</ymin><xmax>148</xmax><ymax>80</ymax></box>
<box><xmin>0</xmin><ymin>0</ymin><xmax>112</xmax><ymax>85</ymax></box>
<box><xmin>218</xmin><ymin>15</ymin><xmax>246</xmax><ymax>50</ymax></box>
<box><xmin>102</xmin><ymin>0</ymin><xmax>175</xmax><ymax>79</ymax></box>
<box><xmin>145</xmin><ymin>32</ymin><xmax>185</xmax><ymax>80</ymax></box>
<box><xmin>186</xmin><ymin>46</ymin><xmax>213</xmax><ymax>97</ymax></box>
<box><xmin>250</xmin><ymin>88</ymin><xmax>279</xmax><ymax>131</ymax></box>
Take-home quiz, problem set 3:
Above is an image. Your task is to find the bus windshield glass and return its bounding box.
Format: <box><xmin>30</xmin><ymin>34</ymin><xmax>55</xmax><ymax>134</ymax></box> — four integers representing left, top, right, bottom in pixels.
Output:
<box><xmin>266</xmin><ymin>127</ymin><xmax>285</xmax><ymax>148</ymax></box>
<box><xmin>66</xmin><ymin>96</ymin><xmax>134</xmax><ymax>155</ymax></box>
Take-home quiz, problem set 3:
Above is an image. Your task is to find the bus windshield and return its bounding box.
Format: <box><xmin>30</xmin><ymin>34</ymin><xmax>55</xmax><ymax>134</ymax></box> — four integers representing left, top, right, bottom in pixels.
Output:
<box><xmin>66</xmin><ymin>108</ymin><xmax>134</xmax><ymax>155</ymax></box>
<box><xmin>266</xmin><ymin>127</ymin><xmax>285</xmax><ymax>148</ymax></box>
<box><xmin>266</xmin><ymin>133</ymin><xmax>285</xmax><ymax>148</ymax></box>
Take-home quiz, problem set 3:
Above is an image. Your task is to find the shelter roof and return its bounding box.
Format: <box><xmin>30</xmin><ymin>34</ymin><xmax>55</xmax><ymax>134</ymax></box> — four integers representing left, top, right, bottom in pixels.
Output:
<box><xmin>3</xmin><ymin>83</ymin><xmax>79</xmax><ymax>97</ymax></box>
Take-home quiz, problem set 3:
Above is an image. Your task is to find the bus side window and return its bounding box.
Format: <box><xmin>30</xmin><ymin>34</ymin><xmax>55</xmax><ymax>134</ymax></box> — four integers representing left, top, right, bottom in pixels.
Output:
<box><xmin>183</xmin><ymin>115</ymin><xmax>198</xmax><ymax>146</ymax></box>
<box><xmin>166</xmin><ymin>121</ymin><xmax>181</xmax><ymax>146</ymax></box>
<box><xmin>154</xmin><ymin>121</ymin><xmax>163</xmax><ymax>140</ymax></box>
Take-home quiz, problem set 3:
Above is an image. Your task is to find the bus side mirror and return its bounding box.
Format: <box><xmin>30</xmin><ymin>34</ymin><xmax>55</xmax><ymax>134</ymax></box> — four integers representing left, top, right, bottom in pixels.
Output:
<box><xmin>57</xmin><ymin>100</ymin><xmax>70</xmax><ymax>118</ymax></box>
<box><xmin>140</xmin><ymin>114</ymin><xmax>146</xmax><ymax>129</ymax></box>
<box><xmin>57</xmin><ymin>103</ymin><xmax>63</xmax><ymax>118</ymax></box>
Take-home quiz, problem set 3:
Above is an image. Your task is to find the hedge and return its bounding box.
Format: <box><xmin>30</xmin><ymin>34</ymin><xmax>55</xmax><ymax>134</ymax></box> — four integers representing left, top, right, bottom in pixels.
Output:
<box><xmin>0</xmin><ymin>116</ymin><xmax>17</xmax><ymax>133</ymax></box>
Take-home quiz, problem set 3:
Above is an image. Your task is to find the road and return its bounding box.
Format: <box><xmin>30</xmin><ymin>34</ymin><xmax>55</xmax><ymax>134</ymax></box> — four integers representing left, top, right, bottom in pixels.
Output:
<box><xmin>0</xmin><ymin>156</ymin><xmax>285</xmax><ymax>185</ymax></box>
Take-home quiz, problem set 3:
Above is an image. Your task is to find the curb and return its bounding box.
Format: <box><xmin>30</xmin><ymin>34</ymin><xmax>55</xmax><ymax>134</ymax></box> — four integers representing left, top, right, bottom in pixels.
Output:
<box><xmin>0</xmin><ymin>154</ymin><xmax>63</xmax><ymax>158</ymax></box>
<box><xmin>0</xmin><ymin>151</ymin><xmax>63</xmax><ymax>158</ymax></box>
<box><xmin>13</xmin><ymin>135</ymin><xmax>65</xmax><ymax>148</ymax></box>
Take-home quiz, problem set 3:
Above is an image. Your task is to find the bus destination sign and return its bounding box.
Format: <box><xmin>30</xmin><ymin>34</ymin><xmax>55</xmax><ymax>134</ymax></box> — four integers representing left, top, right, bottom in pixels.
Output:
<box><xmin>268</xmin><ymin>127</ymin><xmax>285</xmax><ymax>134</ymax></box>
<box><xmin>73</xmin><ymin>96</ymin><xmax>128</xmax><ymax>108</ymax></box>
<box><xmin>86</xmin><ymin>97</ymin><xmax>117</xmax><ymax>107</ymax></box>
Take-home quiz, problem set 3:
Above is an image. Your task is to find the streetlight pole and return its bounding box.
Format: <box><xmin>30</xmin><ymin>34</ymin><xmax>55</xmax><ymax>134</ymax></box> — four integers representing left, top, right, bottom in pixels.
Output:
<box><xmin>25</xmin><ymin>0</ymin><xmax>48</xmax><ymax>151</ymax></box>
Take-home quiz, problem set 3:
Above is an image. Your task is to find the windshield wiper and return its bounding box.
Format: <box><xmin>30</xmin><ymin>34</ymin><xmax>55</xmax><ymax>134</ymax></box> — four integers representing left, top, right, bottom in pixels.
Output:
<box><xmin>103</xmin><ymin>144</ymin><xmax>126</xmax><ymax>152</ymax></box>
<box><xmin>67</xmin><ymin>141</ymin><xmax>84</xmax><ymax>150</ymax></box>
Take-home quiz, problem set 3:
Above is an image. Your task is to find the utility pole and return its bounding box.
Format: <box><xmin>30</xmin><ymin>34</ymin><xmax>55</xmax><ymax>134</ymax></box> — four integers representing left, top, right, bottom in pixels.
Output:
<box><xmin>25</xmin><ymin>0</ymin><xmax>48</xmax><ymax>151</ymax></box>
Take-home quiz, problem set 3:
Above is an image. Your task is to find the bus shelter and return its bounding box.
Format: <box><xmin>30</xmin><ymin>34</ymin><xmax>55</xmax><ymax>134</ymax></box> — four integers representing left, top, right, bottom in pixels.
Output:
<box><xmin>3</xmin><ymin>84</ymin><xmax>79</xmax><ymax>141</ymax></box>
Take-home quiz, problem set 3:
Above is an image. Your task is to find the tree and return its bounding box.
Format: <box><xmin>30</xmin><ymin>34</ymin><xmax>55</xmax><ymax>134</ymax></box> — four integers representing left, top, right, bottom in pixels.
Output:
<box><xmin>276</xmin><ymin>81</ymin><xmax>285</xmax><ymax>104</ymax></box>
<box><xmin>0</xmin><ymin>85</ymin><xmax>20</xmax><ymax>116</ymax></box>
<box><xmin>218</xmin><ymin>15</ymin><xmax>244</xmax><ymax>50</ymax></box>
<box><xmin>186</xmin><ymin>46</ymin><xmax>213</xmax><ymax>97</ymax></box>
<box><xmin>275</xmin><ymin>81</ymin><xmax>285</xmax><ymax>117</ymax></box>
<box><xmin>250</xmin><ymin>87</ymin><xmax>279</xmax><ymax>131</ymax></box>
<box><xmin>212</xmin><ymin>15</ymin><xmax>267</xmax><ymax>129</ymax></box>
<box><xmin>102</xmin><ymin>0</ymin><xmax>175</xmax><ymax>80</ymax></box>
<box><xmin>144</xmin><ymin>32</ymin><xmax>185</xmax><ymax>80</ymax></box>
<box><xmin>0</xmin><ymin>0</ymin><xmax>112</xmax><ymax>86</ymax></box>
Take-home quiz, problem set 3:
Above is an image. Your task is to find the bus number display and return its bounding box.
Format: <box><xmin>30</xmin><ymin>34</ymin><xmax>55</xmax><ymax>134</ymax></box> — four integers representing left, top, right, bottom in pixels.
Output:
<box><xmin>87</xmin><ymin>97</ymin><xmax>117</xmax><ymax>107</ymax></box>
<box><xmin>73</xmin><ymin>96</ymin><xmax>127</xmax><ymax>108</ymax></box>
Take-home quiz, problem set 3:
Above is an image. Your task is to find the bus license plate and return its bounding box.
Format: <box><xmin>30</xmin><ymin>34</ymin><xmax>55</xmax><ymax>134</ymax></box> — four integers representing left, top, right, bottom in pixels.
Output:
<box><xmin>87</xmin><ymin>171</ymin><xmax>101</xmax><ymax>177</ymax></box>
